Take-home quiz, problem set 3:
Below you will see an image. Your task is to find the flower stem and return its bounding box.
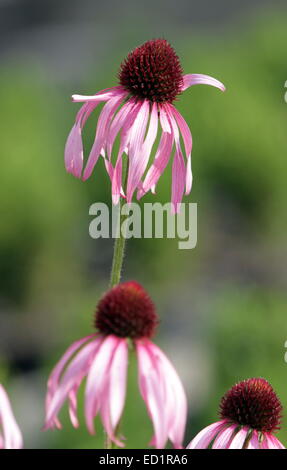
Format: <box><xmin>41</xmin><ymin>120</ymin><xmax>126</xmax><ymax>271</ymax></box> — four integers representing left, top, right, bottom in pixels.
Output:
<box><xmin>105</xmin><ymin>159</ymin><xmax>129</xmax><ymax>449</ymax></box>
<box><xmin>109</xmin><ymin>196</ymin><xmax>127</xmax><ymax>288</ymax></box>
<box><xmin>109</xmin><ymin>158</ymin><xmax>129</xmax><ymax>288</ymax></box>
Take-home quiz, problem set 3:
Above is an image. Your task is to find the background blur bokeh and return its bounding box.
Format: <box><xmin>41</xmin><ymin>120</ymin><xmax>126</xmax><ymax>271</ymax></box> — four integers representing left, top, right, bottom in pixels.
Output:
<box><xmin>0</xmin><ymin>0</ymin><xmax>287</xmax><ymax>448</ymax></box>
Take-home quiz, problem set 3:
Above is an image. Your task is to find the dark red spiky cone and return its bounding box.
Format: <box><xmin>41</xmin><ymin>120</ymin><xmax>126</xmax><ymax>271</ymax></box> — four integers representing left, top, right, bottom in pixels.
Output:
<box><xmin>119</xmin><ymin>39</ymin><xmax>183</xmax><ymax>103</ymax></box>
<box><xmin>95</xmin><ymin>281</ymin><xmax>159</xmax><ymax>339</ymax></box>
<box><xmin>220</xmin><ymin>378</ymin><xmax>283</xmax><ymax>433</ymax></box>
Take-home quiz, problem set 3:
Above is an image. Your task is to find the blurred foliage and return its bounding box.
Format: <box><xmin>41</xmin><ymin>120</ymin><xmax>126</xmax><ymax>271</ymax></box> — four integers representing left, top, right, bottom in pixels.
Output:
<box><xmin>0</xmin><ymin>9</ymin><xmax>286</xmax><ymax>448</ymax></box>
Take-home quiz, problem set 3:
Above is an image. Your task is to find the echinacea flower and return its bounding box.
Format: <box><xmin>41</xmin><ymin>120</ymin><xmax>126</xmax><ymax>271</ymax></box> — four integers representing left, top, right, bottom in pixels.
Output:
<box><xmin>187</xmin><ymin>378</ymin><xmax>285</xmax><ymax>449</ymax></box>
<box><xmin>44</xmin><ymin>281</ymin><xmax>187</xmax><ymax>448</ymax></box>
<box><xmin>65</xmin><ymin>39</ymin><xmax>225</xmax><ymax>212</ymax></box>
<box><xmin>0</xmin><ymin>384</ymin><xmax>23</xmax><ymax>449</ymax></box>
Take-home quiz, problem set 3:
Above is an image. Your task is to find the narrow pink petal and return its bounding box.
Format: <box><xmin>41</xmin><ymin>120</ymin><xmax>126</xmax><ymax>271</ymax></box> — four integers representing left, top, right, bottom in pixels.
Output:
<box><xmin>170</xmin><ymin>106</ymin><xmax>193</xmax><ymax>195</ymax></box>
<box><xmin>212</xmin><ymin>423</ymin><xmax>236</xmax><ymax>449</ymax></box>
<box><xmin>65</xmin><ymin>102</ymin><xmax>96</xmax><ymax>178</ymax></box>
<box><xmin>126</xmin><ymin>100</ymin><xmax>150</xmax><ymax>202</ymax></box>
<box><xmin>159</xmin><ymin>106</ymin><xmax>172</xmax><ymax>133</ymax></box>
<box><xmin>263</xmin><ymin>434</ymin><xmax>285</xmax><ymax>449</ymax></box>
<box><xmin>0</xmin><ymin>385</ymin><xmax>23</xmax><ymax>449</ymax></box>
<box><xmin>72</xmin><ymin>86</ymin><xmax>124</xmax><ymax>102</ymax></box>
<box><xmin>228</xmin><ymin>427</ymin><xmax>248</xmax><ymax>449</ymax></box>
<box><xmin>99</xmin><ymin>339</ymin><xmax>128</xmax><ymax>447</ymax></box>
<box><xmin>112</xmin><ymin>156</ymin><xmax>122</xmax><ymax>205</ymax></box>
<box><xmin>137</xmin><ymin>131</ymin><xmax>173</xmax><ymax>199</ymax></box>
<box><xmin>45</xmin><ymin>337</ymin><xmax>102</xmax><ymax>429</ymax></box>
<box><xmin>46</xmin><ymin>335</ymin><xmax>94</xmax><ymax>408</ymax></box>
<box><xmin>182</xmin><ymin>74</ymin><xmax>226</xmax><ymax>92</ymax></box>
<box><xmin>146</xmin><ymin>341</ymin><xmax>187</xmax><ymax>448</ymax></box>
<box><xmin>165</xmin><ymin>105</ymin><xmax>185</xmax><ymax>213</ymax></box>
<box><xmin>107</xmin><ymin>98</ymin><xmax>137</xmax><ymax>159</ymax></box>
<box><xmin>84</xmin><ymin>335</ymin><xmax>120</xmax><ymax>434</ymax></box>
<box><xmin>187</xmin><ymin>421</ymin><xmax>226</xmax><ymax>449</ymax></box>
<box><xmin>83</xmin><ymin>91</ymin><xmax>127</xmax><ymax>181</ymax></box>
<box><xmin>247</xmin><ymin>431</ymin><xmax>260</xmax><ymax>449</ymax></box>
<box><xmin>171</xmin><ymin>148</ymin><xmax>185</xmax><ymax>214</ymax></box>
<box><xmin>127</xmin><ymin>102</ymin><xmax>158</xmax><ymax>199</ymax></box>
<box><xmin>136</xmin><ymin>340</ymin><xmax>169</xmax><ymax>449</ymax></box>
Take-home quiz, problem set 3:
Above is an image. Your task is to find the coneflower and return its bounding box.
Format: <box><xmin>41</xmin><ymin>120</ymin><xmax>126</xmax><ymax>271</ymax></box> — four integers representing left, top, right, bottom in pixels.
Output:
<box><xmin>187</xmin><ymin>378</ymin><xmax>284</xmax><ymax>449</ymax></box>
<box><xmin>44</xmin><ymin>281</ymin><xmax>187</xmax><ymax>449</ymax></box>
<box><xmin>65</xmin><ymin>39</ymin><xmax>225</xmax><ymax>212</ymax></box>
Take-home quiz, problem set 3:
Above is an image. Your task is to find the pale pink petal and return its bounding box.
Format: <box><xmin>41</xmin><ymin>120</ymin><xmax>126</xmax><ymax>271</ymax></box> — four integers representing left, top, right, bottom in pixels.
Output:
<box><xmin>0</xmin><ymin>385</ymin><xmax>23</xmax><ymax>449</ymax></box>
<box><xmin>100</xmin><ymin>339</ymin><xmax>128</xmax><ymax>447</ymax></box>
<box><xmin>46</xmin><ymin>334</ymin><xmax>94</xmax><ymax>409</ymax></box>
<box><xmin>228</xmin><ymin>427</ymin><xmax>248</xmax><ymax>449</ymax></box>
<box><xmin>112</xmin><ymin>156</ymin><xmax>122</xmax><ymax>205</ymax></box>
<box><xmin>65</xmin><ymin>102</ymin><xmax>96</xmax><ymax>178</ymax></box>
<box><xmin>136</xmin><ymin>340</ymin><xmax>169</xmax><ymax>449</ymax></box>
<box><xmin>264</xmin><ymin>434</ymin><xmax>285</xmax><ymax>449</ymax></box>
<box><xmin>137</xmin><ymin>131</ymin><xmax>173</xmax><ymax>199</ymax></box>
<box><xmin>45</xmin><ymin>337</ymin><xmax>102</xmax><ymax>429</ymax></box>
<box><xmin>84</xmin><ymin>335</ymin><xmax>120</xmax><ymax>434</ymax></box>
<box><xmin>146</xmin><ymin>341</ymin><xmax>187</xmax><ymax>448</ymax></box>
<box><xmin>182</xmin><ymin>74</ymin><xmax>226</xmax><ymax>92</ymax></box>
<box><xmin>247</xmin><ymin>431</ymin><xmax>260</xmax><ymax>449</ymax></box>
<box><xmin>71</xmin><ymin>86</ymin><xmax>124</xmax><ymax>102</ymax></box>
<box><xmin>170</xmin><ymin>105</ymin><xmax>193</xmax><ymax>195</ymax></box>
<box><xmin>107</xmin><ymin>98</ymin><xmax>137</xmax><ymax>159</ymax></box>
<box><xmin>83</xmin><ymin>91</ymin><xmax>127</xmax><ymax>181</ymax></box>
<box><xmin>126</xmin><ymin>100</ymin><xmax>150</xmax><ymax>202</ymax></box>
<box><xmin>159</xmin><ymin>106</ymin><xmax>172</xmax><ymax>134</ymax></box>
<box><xmin>165</xmin><ymin>105</ymin><xmax>185</xmax><ymax>213</ymax></box>
<box><xmin>212</xmin><ymin>423</ymin><xmax>236</xmax><ymax>449</ymax></box>
<box><xmin>187</xmin><ymin>421</ymin><xmax>225</xmax><ymax>449</ymax></box>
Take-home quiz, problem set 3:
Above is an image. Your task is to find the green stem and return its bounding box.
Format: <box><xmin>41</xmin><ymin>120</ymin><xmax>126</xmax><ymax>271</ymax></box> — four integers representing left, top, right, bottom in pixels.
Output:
<box><xmin>109</xmin><ymin>195</ymin><xmax>127</xmax><ymax>288</ymax></box>
<box><xmin>105</xmin><ymin>159</ymin><xmax>129</xmax><ymax>449</ymax></box>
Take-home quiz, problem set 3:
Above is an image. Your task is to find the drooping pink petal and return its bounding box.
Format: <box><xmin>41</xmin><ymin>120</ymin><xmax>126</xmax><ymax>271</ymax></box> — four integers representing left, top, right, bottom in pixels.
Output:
<box><xmin>136</xmin><ymin>340</ymin><xmax>169</xmax><ymax>449</ymax></box>
<box><xmin>126</xmin><ymin>100</ymin><xmax>150</xmax><ymax>202</ymax></box>
<box><xmin>83</xmin><ymin>91</ymin><xmax>128</xmax><ymax>181</ymax></box>
<box><xmin>146</xmin><ymin>341</ymin><xmax>187</xmax><ymax>448</ymax></box>
<box><xmin>0</xmin><ymin>385</ymin><xmax>23</xmax><ymax>449</ymax></box>
<box><xmin>45</xmin><ymin>337</ymin><xmax>102</xmax><ymax>429</ymax></box>
<box><xmin>228</xmin><ymin>427</ymin><xmax>248</xmax><ymax>449</ymax></box>
<box><xmin>186</xmin><ymin>421</ymin><xmax>226</xmax><ymax>449</ymax></box>
<box><xmin>112</xmin><ymin>156</ymin><xmax>123</xmax><ymax>205</ymax></box>
<box><xmin>263</xmin><ymin>434</ymin><xmax>285</xmax><ymax>449</ymax></box>
<box><xmin>165</xmin><ymin>105</ymin><xmax>186</xmax><ymax>214</ymax></box>
<box><xmin>247</xmin><ymin>430</ymin><xmax>261</xmax><ymax>449</ymax></box>
<box><xmin>170</xmin><ymin>105</ymin><xmax>193</xmax><ymax>195</ymax></box>
<box><xmin>137</xmin><ymin>131</ymin><xmax>173</xmax><ymax>199</ymax></box>
<box><xmin>72</xmin><ymin>87</ymin><xmax>123</xmax><ymax>102</ymax></box>
<box><xmin>100</xmin><ymin>339</ymin><xmax>129</xmax><ymax>447</ymax></box>
<box><xmin>182</xmin><ymin>74</ymin><xmax>226</xmax><ymax>92</ymax></box>
<box><xmin>65</xmin><ymin>102</ymin><xmax>96</xmax><ymax>178</ymax></box>
<box><xmin>106</xmin><ymin>98</ymin><xmax>137</xmax><ymax>159</ymax></box>
<box><xmin>212</xmin><ymin>423</ymin><xmax>236</xmax><ymax>449</ymax></box>
<box><xmin>45</xmin><ymin>335</ymin><xmax>94</xmax><ymax>408</ymax></box>
<box><xmin>84</xmin><ymin>335</ymin><xmax>120</xmax><ymax>434</ymax></box>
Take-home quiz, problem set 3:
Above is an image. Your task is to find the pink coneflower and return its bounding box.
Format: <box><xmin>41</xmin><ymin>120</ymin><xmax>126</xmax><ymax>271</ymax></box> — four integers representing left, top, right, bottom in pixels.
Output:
<box><xmin>44</xmin><ymin>281</ymin><xmax>187</xmax><ymax>448</ymax></box>
<box><xmin>0</xmin><ymin>384</ymin><xmax>23</xmax><ymax>449</ymax></box>
<box><xmin>65</xmin><ymin>39</ymin><xmax>225</xmax><ymax>212</ymax></box>
<box><xmin>187</xmin><ymin>378</ymin><xmax>285</xmax><ymax>449</ymax></box>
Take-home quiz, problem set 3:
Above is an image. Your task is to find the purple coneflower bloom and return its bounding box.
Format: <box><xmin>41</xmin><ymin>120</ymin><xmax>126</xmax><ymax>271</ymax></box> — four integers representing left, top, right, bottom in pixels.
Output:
<box><xmin>65</xmin><ymin>39</ymin><xmax>225</xmax><ymax>212</ymax></box>
<box><xmin>44</xmin><ymin>281</ymin><xmax>187</xmax><ymax>448</ymax></box>
<box><xmin>0</xmin><ymin>384</ymin><xmax>23</xmax><ymax>449</ymax></box>
<box><xmin>187</xmin><ymin>378</ymin><xmax>285</xmax><ymax>449</ymax></box>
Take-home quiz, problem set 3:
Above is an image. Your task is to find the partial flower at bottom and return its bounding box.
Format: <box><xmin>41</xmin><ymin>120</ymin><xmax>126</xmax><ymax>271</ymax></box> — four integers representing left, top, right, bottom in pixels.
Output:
<box><xmin>44</xmin><ymin>281</ymin><xmax>187</xmax><ymax>448</ymax></box>
<box><xmin>0</xmin><ymin>384</ymin><xmax>23</xmax><ymax>449</ymax></box>
<box><xmin>65</xmin><ymin>39</ymin><xmax>225</xmax><ymax>213</ymax></box>
<box><xmin>187</xmin><ymin>378</ymin><xmax>285</xmax><ymax>449</ymax></box>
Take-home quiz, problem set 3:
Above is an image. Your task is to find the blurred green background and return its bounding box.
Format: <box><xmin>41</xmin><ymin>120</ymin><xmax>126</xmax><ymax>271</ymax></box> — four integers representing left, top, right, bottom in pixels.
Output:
<box><xmin>0</xmin><ymin>0</ymin><xmax>287</xmax><ymax>448</ymax></box>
